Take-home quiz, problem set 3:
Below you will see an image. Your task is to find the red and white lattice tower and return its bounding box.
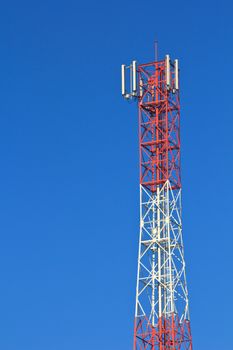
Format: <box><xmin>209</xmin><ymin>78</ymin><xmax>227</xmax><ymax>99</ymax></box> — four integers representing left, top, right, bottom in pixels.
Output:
<box><xmin>121</xmin><ymin>52</ymin><xmax>193</xmax><ymax>349</ymax></box>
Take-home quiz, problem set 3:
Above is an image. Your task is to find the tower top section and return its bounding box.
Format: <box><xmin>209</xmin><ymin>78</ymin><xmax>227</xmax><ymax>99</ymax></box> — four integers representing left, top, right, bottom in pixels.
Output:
<box><xmin>121</xmin><ymin>55</ymin><xmax>179</xmax><ymax>101</ymax></box>
<box><xmin>121</xmin><ymin>55</ymin><xmax>181</xmax><ymax>191</ymax></box>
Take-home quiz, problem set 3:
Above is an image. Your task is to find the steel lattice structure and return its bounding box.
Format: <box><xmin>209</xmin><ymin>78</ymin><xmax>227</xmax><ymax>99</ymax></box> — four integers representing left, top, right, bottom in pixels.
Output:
<box><xmin>122</xmin><ymin>53</ymin><xmax>193</xmax><ymax>349</ymax></box>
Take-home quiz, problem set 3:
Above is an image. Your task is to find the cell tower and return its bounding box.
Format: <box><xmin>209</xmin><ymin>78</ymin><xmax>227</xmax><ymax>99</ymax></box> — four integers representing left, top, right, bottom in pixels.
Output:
<box><xmin>121</xmin><ymin>50</ymin><xmax>193</xmax><ymax>349</ymax></box>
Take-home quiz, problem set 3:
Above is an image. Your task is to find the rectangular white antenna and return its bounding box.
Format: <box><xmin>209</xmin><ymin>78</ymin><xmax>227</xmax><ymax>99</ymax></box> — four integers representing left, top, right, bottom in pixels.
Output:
<box><xmin>174</xmin><ymin>59</ymin><xmax>179</xmax><ymax>90</ymax></box>
<box><xmin>139</xmin><ymin>78</ymin><xmax>143</xmax><ymax>97</ymax></box>
<box><xmin>121</xmin><ymin>64</ymin><xmax>126</xmax><ymax>95</ymax></box>
<box><xmin>165</xmin><ymin>55</ymin><xmax>170</xmax><ymax>87</ymax></box>
<box><xmin>132</xmin><ymin>60</ymin><xmax>137</xmax><ymax>93</ymax></box>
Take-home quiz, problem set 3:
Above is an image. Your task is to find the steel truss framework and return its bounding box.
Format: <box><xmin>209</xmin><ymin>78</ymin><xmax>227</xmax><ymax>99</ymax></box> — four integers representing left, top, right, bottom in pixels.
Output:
<box><xmin>133</xmin><ymin>59</ymin><xmax>192</xmax><ymax>349</ymax></box>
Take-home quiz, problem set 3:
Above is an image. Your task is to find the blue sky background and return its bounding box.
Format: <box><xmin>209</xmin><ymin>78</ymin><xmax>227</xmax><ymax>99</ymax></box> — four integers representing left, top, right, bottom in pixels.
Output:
<box><xmin>0</xmin><ymin>0</ymin><xmax>232</xmax><ymax>349</ymax></box>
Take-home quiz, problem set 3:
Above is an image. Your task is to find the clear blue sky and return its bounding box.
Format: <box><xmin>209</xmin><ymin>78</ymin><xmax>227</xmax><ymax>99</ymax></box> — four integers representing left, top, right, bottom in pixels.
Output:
<box><xmin>0</xmin><ymin>0</ymin><xmax>232</xmax><ymax>349</ymax></box>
